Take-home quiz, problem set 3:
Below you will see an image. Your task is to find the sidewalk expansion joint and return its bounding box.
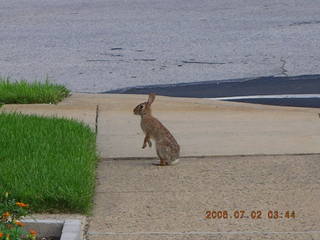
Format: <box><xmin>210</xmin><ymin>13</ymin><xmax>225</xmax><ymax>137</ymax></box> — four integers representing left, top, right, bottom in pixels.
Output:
<box><xmin>101</xmin><ymin>153</ymin><xmax>320</xmax><ymax>161</ymax></box>
<box><xmin>88</xmin><ymin>230</ymin><xmax>320</xmax><ymax>236</ymax></box>
<box><xmin>95</xmin><ymin>104</ymin><xmax>99</xmax><ymax>134</ymax></box>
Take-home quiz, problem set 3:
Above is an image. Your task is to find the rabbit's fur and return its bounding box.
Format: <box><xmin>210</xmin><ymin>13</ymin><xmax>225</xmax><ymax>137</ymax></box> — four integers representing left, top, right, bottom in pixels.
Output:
<box><xmin>133</xmin><ymin>94</ymin><xmax>180</xmax><ymax>166</ymax></box>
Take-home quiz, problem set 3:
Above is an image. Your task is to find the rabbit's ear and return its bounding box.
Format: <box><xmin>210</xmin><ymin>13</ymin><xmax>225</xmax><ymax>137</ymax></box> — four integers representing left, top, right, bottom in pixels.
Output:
<box><xmin>147</xmin><ymin>93</ymin><xmax>156</xmax><ymax>105</ymax></box>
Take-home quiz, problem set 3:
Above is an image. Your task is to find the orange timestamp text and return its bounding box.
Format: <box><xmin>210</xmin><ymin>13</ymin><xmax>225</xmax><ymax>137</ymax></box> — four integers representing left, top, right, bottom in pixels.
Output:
<box><xmin>205</xmin><ymin>210</ymin><xmax>296</xmax><ymax>220</ymax></box>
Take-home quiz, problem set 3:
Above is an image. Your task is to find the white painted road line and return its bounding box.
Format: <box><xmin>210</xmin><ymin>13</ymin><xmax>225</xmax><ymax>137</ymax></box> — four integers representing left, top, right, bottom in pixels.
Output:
<box><xmin>209</xmin><ymin>94</ymin><xmax>320</xmax><ymax>100</ymax></box>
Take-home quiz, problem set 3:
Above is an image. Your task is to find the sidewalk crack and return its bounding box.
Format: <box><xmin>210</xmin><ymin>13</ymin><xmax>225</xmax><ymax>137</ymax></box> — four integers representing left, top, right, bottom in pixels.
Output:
<box><xmin>280</xmin><ymin>57</ymin><xmax>288</xmax><ymax>76</ymax></box>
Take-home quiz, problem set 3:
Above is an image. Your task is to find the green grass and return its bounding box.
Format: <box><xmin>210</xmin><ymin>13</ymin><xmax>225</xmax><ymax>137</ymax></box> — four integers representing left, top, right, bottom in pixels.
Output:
<box><xmin>0</xmin><ymin>113</ymin><xmax>97</xmax><ymax>214</ymax></box>
<box><xmin>0</xmin><ymin>77</ymin><xmax>70</xmax><ymax>104</ymax></box>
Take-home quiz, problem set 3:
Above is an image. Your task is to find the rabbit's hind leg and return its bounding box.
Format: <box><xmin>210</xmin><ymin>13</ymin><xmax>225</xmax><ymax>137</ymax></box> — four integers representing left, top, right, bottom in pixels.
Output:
<box><xmin>152</xmin><ymin>145</ymin><xmax>169</xmax><ymax>166</ymax></box>
<box><xmin>151</xmin><ymin>158</ymin><xmax>167</xmax><ymax>166</ymax></box>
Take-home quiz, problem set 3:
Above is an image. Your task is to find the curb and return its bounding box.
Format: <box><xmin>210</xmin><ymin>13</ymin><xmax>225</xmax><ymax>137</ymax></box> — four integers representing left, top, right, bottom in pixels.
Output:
<box><xmin>23</xmin><ymin>219</ymin><xmax>81</xmax><ymax>240</ymax></box>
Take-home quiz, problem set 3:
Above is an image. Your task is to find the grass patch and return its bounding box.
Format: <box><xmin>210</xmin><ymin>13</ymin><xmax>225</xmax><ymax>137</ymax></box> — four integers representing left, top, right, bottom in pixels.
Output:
<box><xmin>0</xmin><ymin>77</ymin><xmax>70</xmax><ymax>104</ymax></box>
<box><xmin>0</xmin><ymin>113</ymin><xmax>97</xmax><ymax>214</ymax></box>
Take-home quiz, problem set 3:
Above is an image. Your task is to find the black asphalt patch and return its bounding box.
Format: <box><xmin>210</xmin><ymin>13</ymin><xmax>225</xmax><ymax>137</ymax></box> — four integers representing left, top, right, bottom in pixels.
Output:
<box><xmin>106</xmin><ymin>74</ymin><xmax>320</xmax><ymax>108</ymax></box>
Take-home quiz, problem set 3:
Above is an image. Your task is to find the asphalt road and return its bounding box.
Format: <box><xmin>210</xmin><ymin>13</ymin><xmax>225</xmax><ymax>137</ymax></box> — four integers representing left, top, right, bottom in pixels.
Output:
<box><xmin>1</xmin><ymin>0</ymin><xmax>320</xmax><ymax>93</ymax></box>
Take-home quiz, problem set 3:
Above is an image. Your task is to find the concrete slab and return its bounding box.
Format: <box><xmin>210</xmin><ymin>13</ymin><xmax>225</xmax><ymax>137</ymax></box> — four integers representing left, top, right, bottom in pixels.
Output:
<box><xmin>88</xmin><ymin>155</ymin><xmax>320</xmax><ymax>240</ymax></box>
<box><xmin>95</xmin><ymin>94</ymin><xmax>320</xmax><ymax>158</ymax></box>
<box><xmin>2</xmin><ymin>93</ymin><xmax>319</xmax><ymax>158</ymax></box>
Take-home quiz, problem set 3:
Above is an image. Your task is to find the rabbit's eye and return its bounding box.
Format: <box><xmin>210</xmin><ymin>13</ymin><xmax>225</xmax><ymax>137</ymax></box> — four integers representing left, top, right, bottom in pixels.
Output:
<box><xmin>139</xmin><ymin>105</ymin><xmax>144</xmax><ymax>109</ymax></box>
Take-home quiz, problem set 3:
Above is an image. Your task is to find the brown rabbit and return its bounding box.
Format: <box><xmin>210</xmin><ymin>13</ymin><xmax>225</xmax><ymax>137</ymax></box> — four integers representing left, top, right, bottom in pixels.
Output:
<box><xmin>133</xmin><ymin>93</ymin><xmax>180</xmax><ymax>166</ymax></box>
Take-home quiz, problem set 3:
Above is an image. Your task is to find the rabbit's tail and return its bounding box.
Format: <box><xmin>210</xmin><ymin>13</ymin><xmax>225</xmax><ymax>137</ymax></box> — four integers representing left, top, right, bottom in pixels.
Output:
<box><xmin>169</xmin><ymin>158</ymin><xmax>180</xmax><ymax>165</ymax></box>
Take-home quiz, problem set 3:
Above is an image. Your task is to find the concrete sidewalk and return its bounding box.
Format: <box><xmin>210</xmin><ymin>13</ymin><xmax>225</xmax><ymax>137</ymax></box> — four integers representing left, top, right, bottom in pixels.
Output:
<box><xmin>92</xmin><ymin>93</ymin><xmax>320</xmax><ymax>158</ymax></box>
<box><xmin>2</xmin><ymin>93</ymin><xmax>320</xmax><ymax>158</ymax></box>
<box><xmin>89</xmin><ymin>155</ymin><xmax>320</xmax><ymax>240</ymax></box>
<box><xmin>2</xmin><ymin>93</ymin><xmax>320</xmax><ymax>239</ymax></box>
